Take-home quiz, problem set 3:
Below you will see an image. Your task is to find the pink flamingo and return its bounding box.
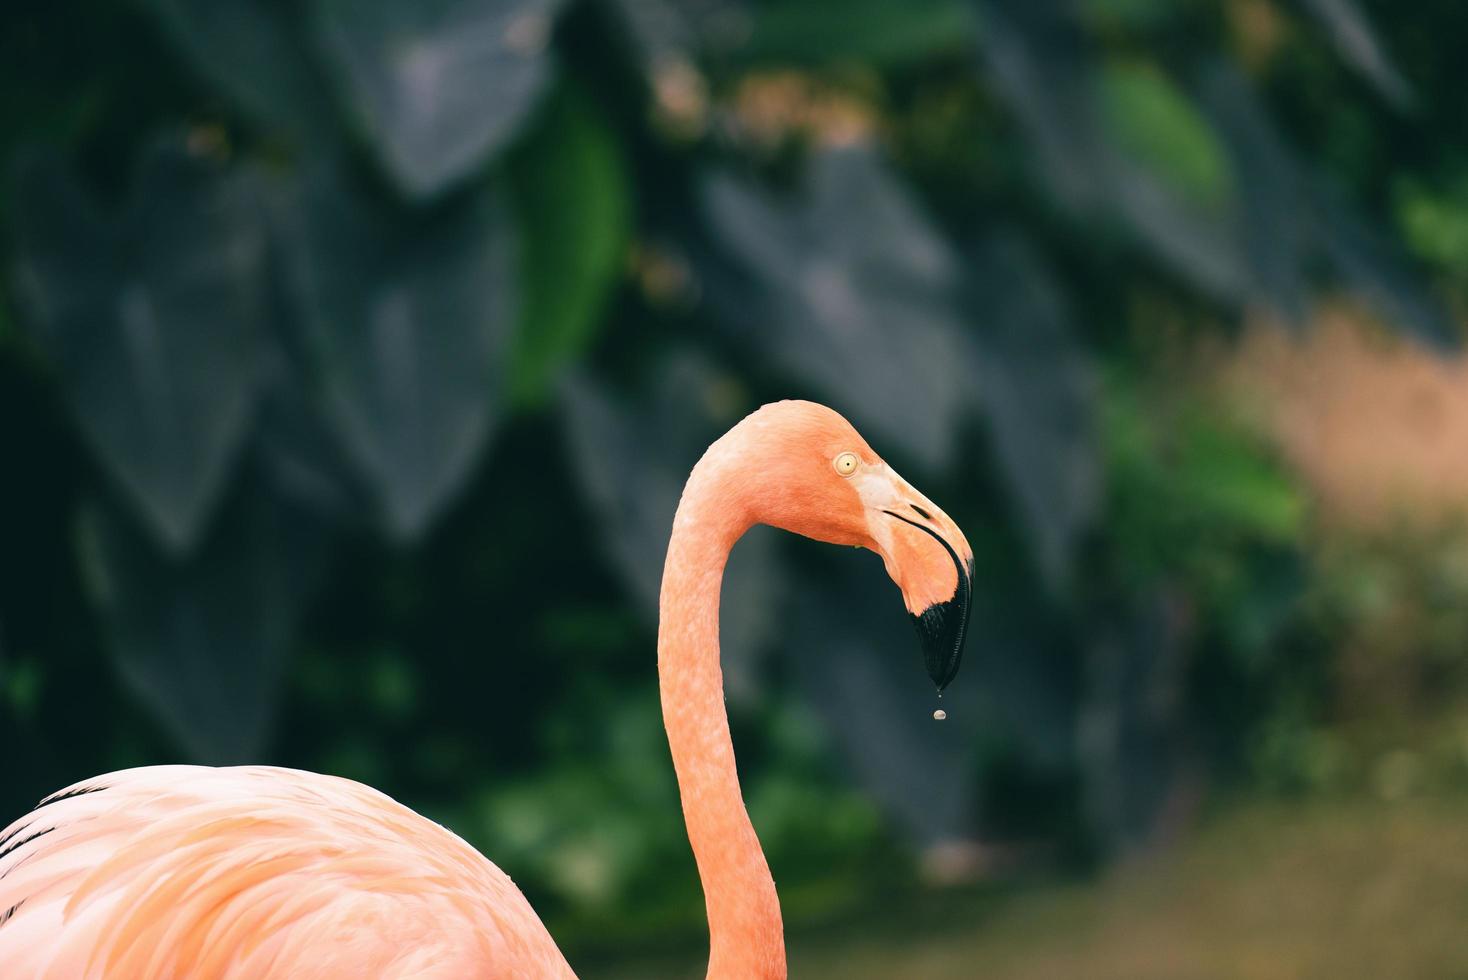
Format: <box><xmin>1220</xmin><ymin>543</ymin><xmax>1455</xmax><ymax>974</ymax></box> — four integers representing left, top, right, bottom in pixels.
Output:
<box><xmin>0</xmin><ymin>400</ymin><xmax>972</xmax><ymax>979</ymax></box>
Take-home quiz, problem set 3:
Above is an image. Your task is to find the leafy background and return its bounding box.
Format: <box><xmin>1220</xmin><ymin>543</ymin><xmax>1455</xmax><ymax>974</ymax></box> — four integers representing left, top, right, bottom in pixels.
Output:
<box><xmin>5</xmin><ymin>0</ymin><xmax>1468</xmax><ymax>974</ymax></box>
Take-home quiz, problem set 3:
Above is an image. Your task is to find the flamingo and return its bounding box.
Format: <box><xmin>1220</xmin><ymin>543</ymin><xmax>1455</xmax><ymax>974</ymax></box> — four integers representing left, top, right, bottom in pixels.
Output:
<box><xmin>0</xmin><ymin>400</ymin><xmax>973</xmax><ymax>979</ymax></box>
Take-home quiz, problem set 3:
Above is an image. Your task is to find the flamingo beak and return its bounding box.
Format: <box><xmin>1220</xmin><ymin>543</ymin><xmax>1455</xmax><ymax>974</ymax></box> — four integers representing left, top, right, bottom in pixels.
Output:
<box><xmin>882</xmin><ymin>509</ymin><xmax>972</xmax><ymax>692</ymax></box>
<box><xmin>853</xmin><ymin>464</ymin><xmax>974</xmax><ymax>693</ymax></box>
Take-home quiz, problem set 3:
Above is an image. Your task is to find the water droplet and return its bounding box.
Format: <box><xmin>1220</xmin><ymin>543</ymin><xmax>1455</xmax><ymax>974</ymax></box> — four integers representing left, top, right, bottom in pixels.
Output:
<box><xmin>933</xmin><ymin>709</ymin><xmax>947</xmax><ymax>721</ymax></box>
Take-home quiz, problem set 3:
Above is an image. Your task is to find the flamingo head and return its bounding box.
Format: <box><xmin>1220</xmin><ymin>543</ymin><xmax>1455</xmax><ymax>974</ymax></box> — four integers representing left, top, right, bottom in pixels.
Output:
<box><xmin>737</xmin><ymin>401</ymin><xmax>974</xmax><ymax>692</ymax></box>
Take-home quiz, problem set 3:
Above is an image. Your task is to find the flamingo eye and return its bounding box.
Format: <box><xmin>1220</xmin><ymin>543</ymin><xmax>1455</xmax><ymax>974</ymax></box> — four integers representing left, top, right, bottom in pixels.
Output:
<box><xmin>833</xmin><ymin>452</ymin><xmax>860</xmax><ymax>476</ymax></box>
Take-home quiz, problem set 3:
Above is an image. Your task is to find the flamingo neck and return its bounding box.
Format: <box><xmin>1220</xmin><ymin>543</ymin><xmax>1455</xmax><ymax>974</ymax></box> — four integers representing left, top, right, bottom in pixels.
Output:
<box><xmin>658</xmin><ymin>457</ymin><xmax>786</xmax><ymax>980</ymax></box>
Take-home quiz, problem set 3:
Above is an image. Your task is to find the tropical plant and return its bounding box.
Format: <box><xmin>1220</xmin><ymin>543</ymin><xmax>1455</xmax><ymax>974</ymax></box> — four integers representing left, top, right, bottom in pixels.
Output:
<box><xmin>2</xmin><ymin>0</ymin><xmax>1462</xmax><ymax>927</ymax></box>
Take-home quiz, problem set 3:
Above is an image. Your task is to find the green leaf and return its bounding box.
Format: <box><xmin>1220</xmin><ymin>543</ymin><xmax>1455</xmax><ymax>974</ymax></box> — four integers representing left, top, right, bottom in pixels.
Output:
<box><xmin>507</xmin><ymin>82</ymin><xmax>630</xmax><ymax>407</ymax></box>
<box><xmin>0</xmin><ymin>658</ymin><xmax>43</xmax><ymax>724</ymax></box>
<box><xmin>315</xmin><ymin>0</ymin><xmax>563</xmax><ymax>198</ymax></box>
<box><xmin>1081</xmin><ymin>0</ymin><xmax>1191</xmax><ymax>31</ymax></box>
<box><xmin>78</xmin><ymin>482</ymin><xmax>325</xmax><ymax>763</ymax></box>
<box><xmin>701</xmin><ymin>146</ymin><xmax>972</xmax><ymax>471</ymax></box>
<box><xmin>1098</xmin><ymin>62</ymin><xmax>1233</xmax><ymax>209</ymax></box>
<box><xmin>1397</xmin><ymin>178</ymin><xmax>1468</xmax><ymax>279</ymax></box>
<box><xmin>744</xmin><ymin>0</ymin><xmax>976</xmax><ymax>67</ymax></box>
<box><xmin>10</xmin><ymin>139</ymin><xmax>270</xmax><ymax>554</ymax></box>
<box><xmin>1297</xmin><ymin>0</ymin><xmax>1412</xmax><ymax>110</ymax></box>
<box><xmin>275</xmin><ymin>168</ymin><xmax>518</xmax><ymax>541</ymax></box>
<box><xmin>141</xmin><ymin>0</ymin><xmax>339</xmax><ymax>143</ymax></box>
<box><xmin>1179</xmin><ymin>425</ymin><xmax>1304</xmax><ymax>543</ymax></box>
<box><xmin>965</xmin><ymin>235</ymin><xmax>1101</xmax><ymax>589</ymax></box>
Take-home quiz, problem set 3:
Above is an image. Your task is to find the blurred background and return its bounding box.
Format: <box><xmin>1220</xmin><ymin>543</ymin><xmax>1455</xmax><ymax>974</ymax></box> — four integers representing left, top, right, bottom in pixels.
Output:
<box><xmin>4</xmin><ymin>0</ymin><xmax>1468</xmax><ymax>975</ymax></box>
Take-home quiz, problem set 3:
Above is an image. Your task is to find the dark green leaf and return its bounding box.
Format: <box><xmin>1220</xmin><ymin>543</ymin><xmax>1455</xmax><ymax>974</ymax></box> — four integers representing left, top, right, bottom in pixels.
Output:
<box><xmin>315</xmin><ymin>0</ymin><xmax>563</xmax><ymax>198</ymax></box>
<box><xmin>743</xmin><ymin>0</ymin><xmax>975</xmax><ymax>67</ymax></box>
<box><xmin>78</xmin><ymin>483</ymin><xmax>325</xmax><ymax>763</ymax></box>
<box><xmin>700</xmin><ymin>146</ymin><xmax>971</xmax><ymax>471</ymax></box>
<box><xmin>1079</xmin><ymin>0</ymin><xmax>1185</xmax><ymax>31</ymax></box>
<box><xmin>141</xmin><ymin>0</ymin><xmax>339</xmax><ymax>142</ymax></box>
<box><xmin>1098</xmin><ymin>61</ymin><xmax>1233</xmax><ymax>210</ymax></box>
<box><xmin>1199</xmin><ymin>64</ymin><xmax>1454</xmax><ymax>346</ymax></box>
<box><xmin>10</xmin><ymin>139</ymin><xmax>270</xmax><ymax>554</ymax></box>
<box><xmin>1078</xmin><ymin>590</ymin><xmax>1192</xmax><ymax>847</ymax></box>
<box><xmin>275</xmin><ymin>169</ymin><xmax>517</xmax><ymax>540</ymax></box>
<box><xmin>1297</xmin><ymin>0</ymin><xmax>1413</xmax><ymax>110</ymax></box>
<box><xmin>602</xmin><ymin>0</ymin><xmax>750</xmax><ymax>63</ymax></box>
<box><xmin>979</xmin><ymin>9</ymin><xmax>1249</xmax><ymax>301</ymax></box>
<box><xmin>1317</xmin><ymin>192</ymin><xmax>1457</xmax><ymax>349</ymax></box>
<box><xmin>507</xmin><ymin>82</ymin><xmax>631</xmax><ymax>407</ymax></box>
<box><xmin>966</xmin><ymin>235</ymin><xmax>1100</xmax><ymax>588</ymax></box>
<box><xmin>253</xmin><ymin>347</ymin><xmax>374</xmax><ymax>526</ymax></box>
<box><xmin>1197</xmin><ymin>64</ymin><xmax>1311</xmax><ymax>321</ymax></box>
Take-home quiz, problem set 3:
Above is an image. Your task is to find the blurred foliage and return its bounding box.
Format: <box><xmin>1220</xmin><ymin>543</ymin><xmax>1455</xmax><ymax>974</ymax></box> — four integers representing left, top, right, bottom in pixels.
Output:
<box><xmin>595</xmin><ymin>796</ymin><xmax>1468</xmax><ymax>978</ymax></box>
<box><xmin>1247</xmin><ymin>523</ymin><xmax>1468</xmax><ymax>797</ymax></box>
<box><xmin>1099</xmin><ymin>61</ymin><xmax>1234</xmax><ymax>210</ymax></box>
<box><xmin>2</xmin><ymin>0</ymin><xmax>1467</xmax><ymax>957</ymax></box>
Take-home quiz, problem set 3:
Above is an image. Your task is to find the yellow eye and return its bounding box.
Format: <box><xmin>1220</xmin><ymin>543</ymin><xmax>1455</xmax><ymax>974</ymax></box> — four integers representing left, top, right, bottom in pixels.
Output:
<box><xmin>833</xmin><ymin>452</ymin><xmax>859</xmax><ymax>476</ymax></box>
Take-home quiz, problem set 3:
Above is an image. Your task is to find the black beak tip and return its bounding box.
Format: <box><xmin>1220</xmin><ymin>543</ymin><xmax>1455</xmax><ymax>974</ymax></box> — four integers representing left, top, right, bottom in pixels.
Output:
<box><xmin>881</xmin><ymin>510</ymin><xmax>973</xmax><ymax>695</ymax></box>
<box><xmin>910</xmin><ymin>574</ymin><xmax>972</xmax><ymax>693</ymax></box>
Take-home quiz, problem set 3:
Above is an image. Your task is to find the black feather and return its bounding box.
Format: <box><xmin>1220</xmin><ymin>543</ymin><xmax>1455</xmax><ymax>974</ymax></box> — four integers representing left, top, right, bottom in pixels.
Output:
<box><xmin>33</xmin><ymin>783</ymin><xmax>107</xmax><ymax>812</ymax></box>
<box><xmin>0</xmin><ymin>822</ymin><xmax>32</xmax><ymax>856</ymax></box>
<box><xmin>0</xmin><ymin>826</ymin><xmax>54</xmax><ymax>867</ymax></box>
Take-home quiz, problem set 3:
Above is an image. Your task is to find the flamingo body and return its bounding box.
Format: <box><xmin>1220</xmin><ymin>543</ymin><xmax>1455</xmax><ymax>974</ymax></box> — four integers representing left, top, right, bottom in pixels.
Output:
<box><xmin>0</xmin><ymin>766</ymin><xmax>574</xmax><ymax>979</ymax></box>
<box><xmin>0</xmin><ymin>401</ymin><xmax>973</xmax><ymax>979</ymax></box>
